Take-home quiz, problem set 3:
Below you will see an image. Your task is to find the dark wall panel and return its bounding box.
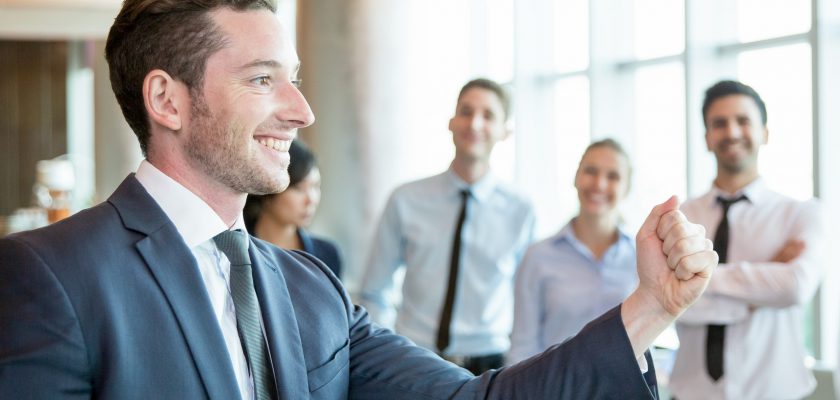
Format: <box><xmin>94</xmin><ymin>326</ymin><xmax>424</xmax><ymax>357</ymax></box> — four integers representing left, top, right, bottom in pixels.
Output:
<box><xmin>0</xmin><ymin>41</ymin><xmax>67</xmax><ymax>216</ymax></box>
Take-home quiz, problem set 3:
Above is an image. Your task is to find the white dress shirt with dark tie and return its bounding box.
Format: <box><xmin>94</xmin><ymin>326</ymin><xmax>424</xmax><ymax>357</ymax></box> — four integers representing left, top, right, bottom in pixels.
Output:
<box><xmin>136</xmin><ymin>160</ymin><xmax>255</xmax><ymax>400</ymax></box>
<box><xmin>671</xmin><ymin>178</ymin><xmax>825</xmax><ymax>400</ymax></box>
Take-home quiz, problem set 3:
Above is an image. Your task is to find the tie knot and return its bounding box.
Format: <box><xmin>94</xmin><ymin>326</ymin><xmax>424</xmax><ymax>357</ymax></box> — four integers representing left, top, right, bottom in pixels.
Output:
<box><xmin>460</xmin><ymin>189</ymin><xmax>471</xmax><ymax>201</ymax></box>
<box><xmin>213</xmin><ymin>230</ymin><xmax>251</xmax><ymax>266</ymax></box>
<box><xmin>716</xmin><ymin>194</ymin><xmax>747</xmax><ymax>211</ymax></box>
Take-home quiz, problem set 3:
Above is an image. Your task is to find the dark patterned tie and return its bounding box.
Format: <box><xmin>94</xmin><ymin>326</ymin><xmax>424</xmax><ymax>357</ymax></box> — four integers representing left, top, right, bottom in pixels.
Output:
<box><xmin>437</xmin><ymin>189</ymin><xmax>471</xmax><ymax>353</ymax></box>
<box><xmin>706</xmin><ymin>194</ymin><xmax>747</xmax><ymax>381</ymax></box>
<box><xmin>214</xmin><ymin>230</ymin><xmax>277</xmax><ymax>400</ymax></box>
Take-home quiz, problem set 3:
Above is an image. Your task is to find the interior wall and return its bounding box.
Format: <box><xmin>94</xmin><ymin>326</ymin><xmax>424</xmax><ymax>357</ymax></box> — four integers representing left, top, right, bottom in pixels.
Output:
<box><xmin>0</xmin><ymin>40</ymin><xmax>68</xmax><ymax>215</ymax></box>
<box><xmin>296</xmin><ymin>0</ymin><xmax>368</xmax><ymax>291</ymax></box>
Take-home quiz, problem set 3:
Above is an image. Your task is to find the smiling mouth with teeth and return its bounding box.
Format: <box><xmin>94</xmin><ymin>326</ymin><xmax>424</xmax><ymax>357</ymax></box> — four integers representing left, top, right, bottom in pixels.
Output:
<box><xmin>256</xmin><ymin>137</ymin><xmax>291</xmax><ymax>152</ymax></box>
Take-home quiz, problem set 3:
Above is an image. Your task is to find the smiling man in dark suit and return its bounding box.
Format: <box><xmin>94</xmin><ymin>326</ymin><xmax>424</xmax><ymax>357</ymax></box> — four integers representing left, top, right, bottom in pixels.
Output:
<box><xmin>0</xmin><ymin>1</ymin><xmax>717</xmax><ymax>398</ymax></box>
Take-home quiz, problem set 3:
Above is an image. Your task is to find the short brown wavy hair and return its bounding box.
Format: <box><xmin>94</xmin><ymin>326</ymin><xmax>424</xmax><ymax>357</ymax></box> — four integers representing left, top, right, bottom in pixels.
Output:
<box><xmin>105</xmin><ymin>0</ymin><xmax>277</xmax><ymax>155</ymax></box>
<box><xmin>457</xmin><ymin>78</ymin><xmax>512</xmax><ymax>121</ymax></box>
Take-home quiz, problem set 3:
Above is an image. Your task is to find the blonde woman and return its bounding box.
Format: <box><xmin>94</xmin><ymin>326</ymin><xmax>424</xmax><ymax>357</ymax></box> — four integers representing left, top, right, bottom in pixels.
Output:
<box><xmin>508</xmin><ymin>138</ymin><xmax>637</xmax><ymax>364</ymax></box>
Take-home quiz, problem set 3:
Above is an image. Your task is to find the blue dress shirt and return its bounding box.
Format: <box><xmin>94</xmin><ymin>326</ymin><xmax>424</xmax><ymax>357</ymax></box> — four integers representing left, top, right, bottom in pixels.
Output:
<box><xmin>508</xmin><ymin>220</ymin><xmax>637</xmax><ymax>364</ymax></box>
<box><xmin>361</xmin><ymin>168</ymin><xmax>535</xmax><ymax>356</ymax></box>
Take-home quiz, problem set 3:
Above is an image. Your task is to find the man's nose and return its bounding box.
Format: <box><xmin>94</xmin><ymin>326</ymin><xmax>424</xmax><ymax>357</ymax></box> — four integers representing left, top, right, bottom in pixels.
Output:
<box><xmin>723</xmin><ymin>120</ymin><xmax>743</xmax><ymax>139</ymax></box>
<box><xmin>595</xmin><ymin>174</ymin><xmax>608</xmax><ymax>190</ymax></box>
<box><xmin>277</xmin><ymin>82</ymin><xmax>315</xmax><ymax>129</ymax></box>
<box><xmin>470</xmin><ymin>115</ymin><xmax>484</xmax><ymax>131</ymax></box>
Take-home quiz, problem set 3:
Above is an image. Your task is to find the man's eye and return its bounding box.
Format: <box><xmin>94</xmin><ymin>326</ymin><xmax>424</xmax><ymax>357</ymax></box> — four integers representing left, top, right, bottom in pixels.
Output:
<box><xmin>291</xmin><ymin>79</ymin><xmax>303</xmax><ymax>88</ymax></box>
<box><xmin>252</xmin><ymin>76</ymin><xmax>271</xmax><ymax>86</ymax></box>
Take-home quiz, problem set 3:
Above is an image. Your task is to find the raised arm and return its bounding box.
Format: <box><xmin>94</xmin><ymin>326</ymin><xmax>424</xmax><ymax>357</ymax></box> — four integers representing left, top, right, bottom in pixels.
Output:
<box><xmin>349</xmin><ymin>196</ymin><xmax>716</xmax><ymax>398</ymax></box>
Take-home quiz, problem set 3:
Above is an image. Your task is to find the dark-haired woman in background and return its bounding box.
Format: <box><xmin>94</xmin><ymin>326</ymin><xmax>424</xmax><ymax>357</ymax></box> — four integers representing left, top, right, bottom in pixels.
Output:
<box><xmin>244</xmin><ymin>140</ymin><xmax>343</xmax><ymax>279</ymax></box>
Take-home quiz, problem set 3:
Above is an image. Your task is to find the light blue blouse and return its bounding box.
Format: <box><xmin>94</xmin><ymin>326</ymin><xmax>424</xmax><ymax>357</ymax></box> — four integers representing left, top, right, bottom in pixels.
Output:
<box><xmin>507</xmin><ymin>220</ymin><xmax>637</xmax><ymax>364</ymax></box>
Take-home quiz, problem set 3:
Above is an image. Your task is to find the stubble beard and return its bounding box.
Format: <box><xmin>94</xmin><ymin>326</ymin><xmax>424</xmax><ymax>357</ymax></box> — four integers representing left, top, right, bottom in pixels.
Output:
<box><xmin>717</xmin><ymin>149</ymin><xmax>758</xmax><ymax>176</ymax></box>
<box><xmin>713</xmin><ymin>137</ymin><xmax>756</xmax><ymax>175</ymax></box>
<box><xmin>186</xmin><ymin>96</ymin><xmax>289</xmax><ymax>196</ymax></box>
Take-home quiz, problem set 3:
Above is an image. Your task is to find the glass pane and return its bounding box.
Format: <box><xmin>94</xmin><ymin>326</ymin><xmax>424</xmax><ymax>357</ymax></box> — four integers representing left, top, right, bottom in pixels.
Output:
<box><xmin>628</xmin><ymin>62</ymin><xmax>686</xmax><ymax>229</ymax></box>
<box><xmin>490</xmin><ymin>116</ymin><xmax>516</xmax><ymax>184</ymax></box>
<box><xmin>738</xmin><ymin>43</ymin><xmax>814</xmax><ymax>357</ymax></box>
<box><xmin>552</xmin><ymin>76</ymin><xmax>591</xmax><ymax>224</ymax></box>
<box><xmin>400</xmin><ymin>2</ymin><xmax>471</xmax><ymax>180</ymax></box>
<box><xmin>485</xmin><ymin>0</ymin><xmax>515</xmax><ymax>82</ymax></box>
<box><xmin>737</xmin><ymin>0</ymin><xmax>811</xmax><ymax>42</ymax></box>
<box><xmin>634</xmin><ymin>0</ymin><xmax>685</xmax><ymax>59</ymax></box>
<box><xmin>276</xmin><ymin>0</ymin><xmax>297</xmax><ymax>39</ymax></box>
<box><xmin>737</xmin><ymin>43</ymin><xmax>813</xmax><ymax>200</ymax></box>
<box><xmin>552</xmin><ymin>0</ymin><xmax>589</xmax><ymax>72</ymax></box>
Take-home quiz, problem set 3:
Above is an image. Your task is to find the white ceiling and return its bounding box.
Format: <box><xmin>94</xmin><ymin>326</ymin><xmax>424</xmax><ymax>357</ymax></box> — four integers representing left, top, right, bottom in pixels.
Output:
<box><xmin>0</xmin><ymin>0</ymin><xmax>119</xmax><ymax>40</ymax></box>
<box><xmin>0</xmin><ymin>0</ymin><xmax>120</xmax><ymax>10</ymax></box>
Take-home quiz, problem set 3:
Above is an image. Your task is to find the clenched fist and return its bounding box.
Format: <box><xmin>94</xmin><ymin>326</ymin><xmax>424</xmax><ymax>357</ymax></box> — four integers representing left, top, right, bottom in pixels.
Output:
<box><xmin>622</xmin><ymin>196</ymin><xmax>719</xmax><ymax>357</ymax></box>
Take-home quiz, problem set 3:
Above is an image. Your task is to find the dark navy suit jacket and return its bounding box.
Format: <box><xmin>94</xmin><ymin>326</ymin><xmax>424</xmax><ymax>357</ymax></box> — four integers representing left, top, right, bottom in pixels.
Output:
<box><xmin>298</xmin><ymin>228</ymin><xmax>342</xmax><ymax>280</ymax></box>
<box><xmin>0</xmin><ymin>175</ymin><xmax>658</xmax><ymax>399</ymax></box>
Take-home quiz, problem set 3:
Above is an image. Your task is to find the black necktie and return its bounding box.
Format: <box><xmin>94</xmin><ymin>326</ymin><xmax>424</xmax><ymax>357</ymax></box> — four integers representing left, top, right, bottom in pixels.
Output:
<box><xmin>706</xmin><ymin>194</ymin><xmax>747</xmax><ymax>381</ymax></box>
<box><xmin>214</xmin><ymin>230</ymin><xmax>277</xmax><ymax>400</ymax></box>
<box><xmin>437</xmin><ymin>189</ymin><xmax>470</xmax><ymax>353</ymax></box>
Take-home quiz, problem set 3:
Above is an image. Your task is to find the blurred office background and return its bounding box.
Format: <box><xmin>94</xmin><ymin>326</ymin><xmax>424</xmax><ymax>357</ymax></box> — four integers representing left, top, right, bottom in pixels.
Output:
<box><xmin>1</xmin><ymin>0</ymin><xmax>839</xmax><ymax>394</ymax></box>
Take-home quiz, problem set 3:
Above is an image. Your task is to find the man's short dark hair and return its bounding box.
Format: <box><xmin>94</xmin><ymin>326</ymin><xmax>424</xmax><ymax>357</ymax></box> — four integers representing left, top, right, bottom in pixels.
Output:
<box><xmin>105</xmin><ymin>0</ymin><xmax>277</xmax><ymax>155</ymax></box>
<box><xmin>457</xmin><ymin>78</ymin><xmax>512</xmax><ymax>121</ymax></box>
<box><xmin>702</xmin><ymin>80</ymin><xmax>767</xmax><ymax>128</ymax></box>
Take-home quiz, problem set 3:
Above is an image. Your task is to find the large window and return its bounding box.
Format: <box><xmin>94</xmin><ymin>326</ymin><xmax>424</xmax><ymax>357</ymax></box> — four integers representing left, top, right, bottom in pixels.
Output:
<box><xmin>738</xmin><ymin>44</ymin><xmax>813</xmax><ymax>200</ymax></box>
<box><xmin>506</xmin><ymin>0</ymin><xmax>835</xmax><ymax>366</ymax></box>
<box><xmin>356</xmin><ymin>0</ymin><xmax>839</xmax><ymax>367</ymax></box>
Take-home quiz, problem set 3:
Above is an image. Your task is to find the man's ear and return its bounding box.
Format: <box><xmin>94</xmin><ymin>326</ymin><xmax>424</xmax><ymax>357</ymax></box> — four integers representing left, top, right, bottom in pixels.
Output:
<box><xmin>501</xmin><ymin>124</ymin><xmax>512</xmax><ymax>141</ymax></box>
<box><xmin>705</xmin><ymin>130</ymin><xmax>712</xmax><ymax>151</ymax></box>
<box><xmin>761</xmin><ymin>126</ymin><xmax>769</xmax><ymax>145</ymax></box>
<box><xmin>142</xmin><ymin>69</ymin><xmax>187</xmax><ymax>132</ymax></box>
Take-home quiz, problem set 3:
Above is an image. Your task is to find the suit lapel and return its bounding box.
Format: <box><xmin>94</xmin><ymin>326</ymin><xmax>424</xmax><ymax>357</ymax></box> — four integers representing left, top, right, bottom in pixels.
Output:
<box><xmin>250</xmin><ymin>241</ymin><xmax>308</xmax><ymax>399</ymax></box>
<box><xmin>110</xmin><ymin>176</ymin><xmax>240</xmax><ymax>400</ymax></box>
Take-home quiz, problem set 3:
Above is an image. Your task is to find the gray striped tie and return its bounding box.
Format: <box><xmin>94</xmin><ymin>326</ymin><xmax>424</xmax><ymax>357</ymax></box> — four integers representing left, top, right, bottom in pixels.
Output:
<box><xmin>214</xmin><ymin>230</ymin><xmax>277</xmax><ymax>400</ymax></box>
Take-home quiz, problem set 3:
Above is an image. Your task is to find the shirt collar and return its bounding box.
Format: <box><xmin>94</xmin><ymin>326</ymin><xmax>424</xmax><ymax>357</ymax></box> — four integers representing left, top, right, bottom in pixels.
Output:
<box><xmin>708</xmin><ymin>177</ymin><xmax>768</xmax><ymax>207</ymax></box>
<box><xmin>445</xmin><ymin>167</ymin><xmax>497</xmax><ymax>202</ymax></box>
<box><xmin>552</xmin><ymin>219</ymin><xmax>633</xmax><ymax>247</ymax></box>
<box><xmin>554</xmin><ymin>222</ymin><xmax>577</xmax><ymax>244</ymax></box>
<box><xmin>135</xmin><ymin>160</ymin><xmax>246</xmax><ymax>248</ymax></box>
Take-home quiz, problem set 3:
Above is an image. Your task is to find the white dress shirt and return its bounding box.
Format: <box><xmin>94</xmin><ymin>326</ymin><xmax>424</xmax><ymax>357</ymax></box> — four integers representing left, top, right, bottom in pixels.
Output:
<box><xmin>135</xmin><ymin>160</ymin><xmax>255</xmax><ymax>400</ymax></box>
<box><xmin>670</xmin><ymin>178</ymin><xmax>825</xmax><ymax>400</ymax></box>
<box><xmin>508</xmin><ymin>221</ymin><xmax>637</xmax><ymax>364</ymax></box>
<box><xmin>360</xmin><ymin>168</ymin><xmax>535</xmax><ymax>356</ymax></box>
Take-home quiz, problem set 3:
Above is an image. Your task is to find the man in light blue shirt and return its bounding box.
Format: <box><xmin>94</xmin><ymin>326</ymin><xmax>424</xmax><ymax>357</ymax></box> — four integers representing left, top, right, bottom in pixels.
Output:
<box><xmin>360</xmin><ymin>78</ymin><xmax>535</xmax><ymax>374</ymax></box>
